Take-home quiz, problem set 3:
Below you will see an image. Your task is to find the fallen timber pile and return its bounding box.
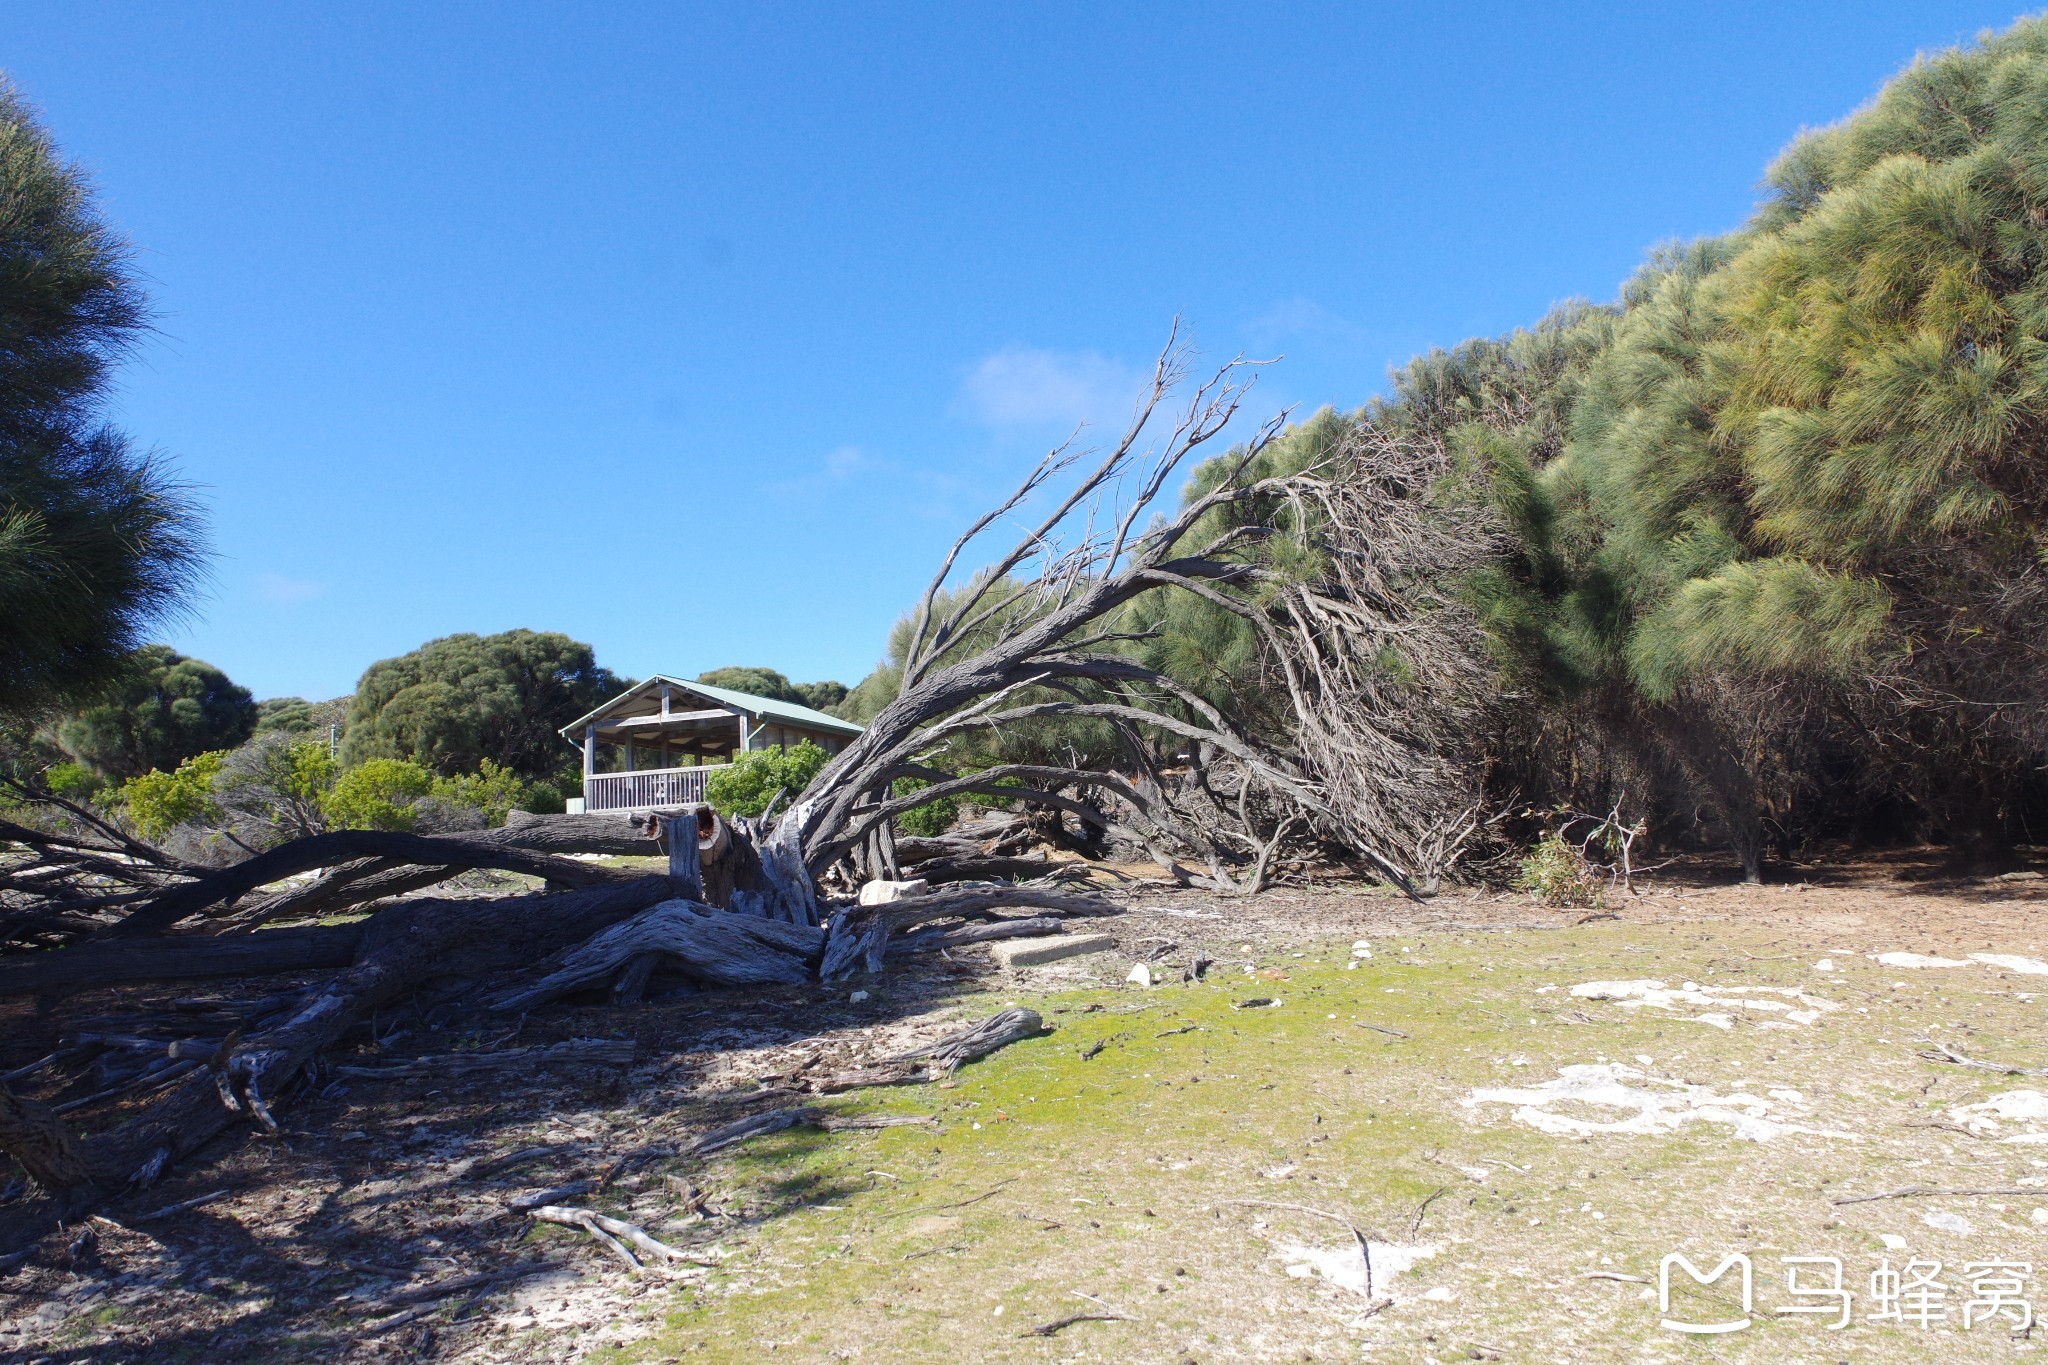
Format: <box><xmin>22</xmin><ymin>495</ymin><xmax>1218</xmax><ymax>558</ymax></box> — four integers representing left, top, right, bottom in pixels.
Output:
<box><xmin>0</xmin><ymin>344</ymin><xmax>1454</xmax><ymax>1262</ymax></box>
<box><xmin>0</xmin><ymin>805</ymin><xmax>1110</xmax><ymax>1253</ymax></box>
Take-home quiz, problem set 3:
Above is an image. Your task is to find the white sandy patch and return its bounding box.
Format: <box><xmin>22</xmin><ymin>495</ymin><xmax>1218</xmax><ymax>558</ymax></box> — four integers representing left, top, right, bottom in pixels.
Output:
<box><xmin>1463</xmin><ymin>1063</ymin><xmax>1856</xmax><ymax>1143</ymax></box>
<box><xmin>1970</xmin><ymin>953</ymin><xmax>2048</xmax><ymax>975</ymax></box>
<box><xmin>1569</xmin><ymin>979</ymin><xmax>1839</xmax><ymax>1028</ymax></box>
<box><xmin>1272</xmin><ymin>1238</ymin><xmax>1437</xmax><ymax>1297</ymax></box>
<box><xmin>1872</xmin><ymin>952</ymin><xmax>1971</xmax><ymax>968</ymax></box>
<box><xmin>1950</xmin><ymin>1089</ymin><xmax>2048</xmax><ymax>1143</ymax></box>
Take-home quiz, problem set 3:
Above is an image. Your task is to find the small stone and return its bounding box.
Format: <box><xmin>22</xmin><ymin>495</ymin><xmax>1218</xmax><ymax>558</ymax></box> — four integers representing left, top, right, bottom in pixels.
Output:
<box><xmin>1127</xmin><ymin>962</ymin><xmax>1157</xmax><ymax>987</ymax></box>
<box><xmin>1351</xmin><ymin>940</ymin><xmax>1373</xmax><ymax>959</ymax></box>
<box><xmin>858</xmin><ymin>878</ymin><xmax>931</xmax><ymax>906</ymax></box>
<box><xmin>849</xmin><ymin>990</ymin><xmax>869</xmax><ymax>1004</ymax></box>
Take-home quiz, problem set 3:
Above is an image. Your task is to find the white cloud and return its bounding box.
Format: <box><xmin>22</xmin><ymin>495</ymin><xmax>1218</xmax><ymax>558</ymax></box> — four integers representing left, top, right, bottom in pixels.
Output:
<box><xmin>955</xmin><ymin>346</ymin><xmax>1148</xmax><ymax>431</ymax></box>
<box><xmin>255</xmin><ymin>573</ymin><xmax>327</xmax><ymax>605</ymax></box>
<box><xmin>1244</xmin><ymin>296</ymin><xmax>1367</xmax><ymax>350</ymax></box>
<box><xmin>768</xmin><ymin>444</ymin><xmax>885</xmax><ymax>496</ymax></box>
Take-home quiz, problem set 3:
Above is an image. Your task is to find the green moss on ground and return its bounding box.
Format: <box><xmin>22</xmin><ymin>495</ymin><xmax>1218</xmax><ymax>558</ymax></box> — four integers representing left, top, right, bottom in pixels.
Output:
<box><xmin>589</xmin><ymin>925</ymin><xmax>2048</xmax><ymax>1362</ymax></box>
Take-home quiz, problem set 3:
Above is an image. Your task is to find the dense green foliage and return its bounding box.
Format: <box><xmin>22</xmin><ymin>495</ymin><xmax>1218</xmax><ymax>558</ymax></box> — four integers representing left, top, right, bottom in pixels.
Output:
<box><xmin>112</xmin><ymin>736</ymin><xmax>554</xmax><ymax>843</ymax></box>
<box><xmin>1316</xmin><ymin>17</ymin><xmax>2048</xmax><ymax>866</ymax></box>
<box><xmin>254</xmin><ymin>695</ymin><xmax>348</xmax><ymax>740</ymax></box>
<box><xmin>0</xmin><ymin>81</ymin><xmax>205</xmax><ymax>716</ymax></box>
<box><xmin>340</xmin><ymin>630</ymin><xmax>623</xmax><ymax>782</ymax></box>
<box><xmin>319</xmin><ymin>757</ymin><xmax>433</xmax><ymax>832</ymax></box>
<box><xmin>118</xmin><ymin>749</ymin><xmax>226</xmax><ymax>840</ymax></box>
<box><xmin>890</xmin><ymin>776</ymin><xmax>960</xmax><ymax>838</ymax></box>
<box><xmin>55</xmin><ymin>645</ymin><xmax>256</xmax><ymax>780</ymax></box>
<box><xmin>835</xmin><ymin>18</ymin><xmax>2048</xmax><ymax>874</ymax></box>
<box><xmin>694</xmin><ymin>667</ymin><xmax>849</xmax><ymax>715</ymax></box>
<box><xmin>704</xmin><ymin>741</ymin><xmax>831</xmax><ymax>819</ymax></box>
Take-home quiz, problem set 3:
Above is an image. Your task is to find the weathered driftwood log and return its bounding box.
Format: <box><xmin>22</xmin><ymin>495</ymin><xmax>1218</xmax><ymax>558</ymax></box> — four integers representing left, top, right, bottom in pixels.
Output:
<box><xmin>528</xmin><ymin>1205</ymin><xmax>697</xmax><ymax>1272</ymax></box>
<box><xmin>500</xmin><ymin>809</ymin><xmax>665</xmax><ymax>855</ymax></box>
<box><xmin>878</xmin><ymin>887</ymin><xmax>1114</xmax><ymax>934</ymax></box>
<box><xmin>817</xmin><ymin>886</ymin><xmax>1110</xmax><ymax>981</ymax></box>
<box><xmin>653</xmin><ymin>807</ymin><xmax>770</xmax><ymax>912</ymax></box>
<box><xmin>333</xmin><ymin>1038</ymin><xmax>637</xmax><ymax>1080</ymax></box>
<box><xmin>0</xmin><ymin>1081</ymin><xmax>111</xmax><ymax>1189</ymax></box>
<box><xmin>490</xmin><ymin>899</ymin><xmax>825</xmax><ymax>1012</ymax></box>
<box><xmin>0</xmin><ymin>923</ymin><xmax>365</xmax><ymax>998</ymax></box>
<box><xmin>0</xmin><ymin>876</ymin><xmax>678</xmax><ymax>1254</ymax></box>
<box><xmin>905</xmin><ymin>1006</ymin><xmax>1047</xmax><ymax>1072</ymax></box>
<box><xmin>889</xmin><ymin>916</ymin><xmax>1064</xmax><ymax>955</ymax></box>
<box><xmin>110</xmin><ymin>830</ymin><xmax>638</xmax><ymax>937</ymax></box>
<box><xmin>683</xmin><ymin>1105</ymin><xmax>933</xmax><ymax>1157</ymax></box>
<box><xmin>899</xmin><ymin>854</ymin><xmax>1058</xmax><ymax>884</ymax></box>
<box><xmin>813</xmin><ymin>1007</ymin><xmax>1048</xmax><ymax>1090</ymax></box>
<box><xmin>218</xmin><ymin>812</ymin><xmax>678</xmax><ymax>931</ymax></box>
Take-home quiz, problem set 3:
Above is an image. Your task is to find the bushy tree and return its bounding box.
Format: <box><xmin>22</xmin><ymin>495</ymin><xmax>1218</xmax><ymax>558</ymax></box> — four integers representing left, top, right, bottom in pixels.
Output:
<box><xmin>0</xmin><ymin>80</ymin><xmax>205</xmax><ymax>716</ymax></box>
<box><xmin>118</xmin><ymin>748</ymin><xmax>226</xmax><ymax>839</ymax></box>
<box><xmin>55</xmin><ymin>644</ymin><xmax>256</xmax><ymax>779</ymax></box>
<box><xmin>703</xmin><ymin>741</ymin><xmax>830</xmax><ymax>818</ymax></box>
<box><xmin>890</xmin><ymin>776</ymin><xmax>960</xmax><ymax>837</ymax></box>
<box><xmin>428</xmin><ymin>759</ymin><xmax>535</xmax><ymax>827</ymax></box>
<box><xmin>695</xmin><ymin>667</ymin><xmax>849</xmax><ymax>715</ymax></box>
<box><xmin>794</xmin><ymin>679</ymin><xmax>849</xmax><ymax>714</ymax></box>
<box><xmin>320</xmin><ymin>757</ymin><xmax>433</xmax><ymax>832</ymax></box>
<box><xmin>214</xmin><ymin>733</ymin><xmax>335</xmax><ymax>842</ymax></box>
<box><xmin>341</xmin><ymin>630</ymin><xmax>623</xmax><ymax>781</ymax></box>
<box><xmin>695</xmin><ymin>666</ymin><xmax>804</xmax><ymax>705</ymax></box>
<box><xmin>255</xmin><ymin>695</ymin><xmax>348</xmax><ymax>740</ymax></box>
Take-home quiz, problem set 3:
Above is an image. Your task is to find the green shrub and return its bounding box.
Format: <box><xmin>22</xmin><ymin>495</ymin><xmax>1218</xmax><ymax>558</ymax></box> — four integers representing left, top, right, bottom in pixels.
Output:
<box><xmin>321</xmin><ymin>758</ymin><xmax>433</xmax><ymax>831</ymax></box>
<box><xmin>521</xmin><ymin>780</ymin><xmax>567</xmax><ymax>817</ymax></box>
<box><xmin>1515</xmin><ymin>832</ymin><xmax>1605</xmax><ymax>909</ymax></box>
<box><xmin>428</xmin><ymin>759</ymin><xmax>534</xmax><ymax>827</ymax></box>
<box><xmin>43</xmin><ymin>762</ymin><xmax>102</xmax><ymax>800</ymax></box>
<box><xmin>119</xmin><ymin>750</ymin><xmax>228</xmax><ymax>839</ymax></box>
<box><xmin>704</xmin><ymin>742</ymin><xmax>829</xmax><ymax>818</ymax></box>
<box><xmin>891</xmin><ymin>776</ymin><xmax>960</xmax><ymax>838</ymax></box>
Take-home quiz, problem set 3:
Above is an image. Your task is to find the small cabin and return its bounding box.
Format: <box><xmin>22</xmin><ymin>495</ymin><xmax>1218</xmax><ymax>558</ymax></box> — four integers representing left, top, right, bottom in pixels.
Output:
<box><xmin>559</xmin><ymin>676</ymin><xmax>864</xmax><ymax>813</ymax></box>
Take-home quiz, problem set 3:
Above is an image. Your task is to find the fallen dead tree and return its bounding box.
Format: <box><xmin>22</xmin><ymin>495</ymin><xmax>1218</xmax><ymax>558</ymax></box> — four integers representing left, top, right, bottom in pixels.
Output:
<box><xmin>0</xmin><ymin>874</ymin><xmax>680</xmax><ymax>1248</ymax></box>
<box><xmin>0</xmin><ymin>332</ymin><xmax>1433</xmax><ymax>1250</ymax></box>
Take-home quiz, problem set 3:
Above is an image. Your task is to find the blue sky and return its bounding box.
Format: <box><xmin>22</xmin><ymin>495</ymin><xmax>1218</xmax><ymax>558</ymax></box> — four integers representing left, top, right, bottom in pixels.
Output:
<box><xmin>5</xmin><ymin>3</ymin><xmax>2028</xmax><ymax>701</ymax></box>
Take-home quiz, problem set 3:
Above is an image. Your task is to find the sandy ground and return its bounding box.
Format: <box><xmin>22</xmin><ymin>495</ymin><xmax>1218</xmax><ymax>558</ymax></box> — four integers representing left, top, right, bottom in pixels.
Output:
<box><xmin>3</xmin><ymin>848</ymin><xmax>2046</xmax><ymax>1363</ymax></box>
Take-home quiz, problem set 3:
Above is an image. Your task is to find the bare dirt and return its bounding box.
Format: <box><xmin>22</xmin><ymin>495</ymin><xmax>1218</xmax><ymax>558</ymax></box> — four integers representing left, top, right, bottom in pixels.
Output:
<box><xmin>5</xmin><ymin>848</ymin><xmax>2047</xmax><ymax>1362</ymax></box>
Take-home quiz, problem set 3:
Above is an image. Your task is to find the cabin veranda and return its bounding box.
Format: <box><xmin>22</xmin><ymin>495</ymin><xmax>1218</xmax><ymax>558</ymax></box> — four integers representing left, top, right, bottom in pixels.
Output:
<box><xmin>559</xmin><ymin>676</ymin><xmax>863</xmax><ymax>813</ymax></box>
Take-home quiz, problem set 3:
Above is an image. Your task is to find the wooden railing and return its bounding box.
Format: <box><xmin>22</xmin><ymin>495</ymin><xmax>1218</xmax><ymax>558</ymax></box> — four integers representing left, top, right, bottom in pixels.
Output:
<box><xmin>584</xmin><ymin>765</ymin><xmax>729</xmax><ymax>812</ymax></box>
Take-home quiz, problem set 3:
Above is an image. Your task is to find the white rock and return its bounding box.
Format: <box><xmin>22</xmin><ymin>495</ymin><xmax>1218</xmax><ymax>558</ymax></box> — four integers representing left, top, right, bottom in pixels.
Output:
<box><xmin>857</xmin><ymin>878</ymin><xmax>929</xmax><ymax>906</ymax></box>
<box><xmin>1351</xmin><ymin>940</ymin><xmax>1373</xmax><ymax>959</ymax></box>
<box><xmin>1880</xmin><ymin>1233</ymin><xmax>1909</xmax><ymax>1250</ymax></box>
<box><xmin>1814</xmin><ymin>958</ymin><xmax>1835</xmax><ymax>972</ymax></box>
<box><xmin>988</xmin><ymin>933</ymin><xmax>1116</xmax><ymax>968</ymax></box>
<box><xmin>1872</xmin><ymin>951</ymin><xmax>1970</xmax><ymax>968</ymax></box>
<box><xmin>1923</xmin><ymin>1211</ymin><xmax>1972</xmax><ymax>1235</ymax></box>
<box><xmin>849</xmin><ymin>990</ymin><xmax>869</xmax><ymax>1004</ymax></box>
<box><xmin>1970</xmin><ymin>953</ymin><xmax>2048</xmax><ymax>975</ymax></box>
<box><xmin>1126</xmin><ymin>962</ymin><xmax>1157</xmax><ymax>987</ymax></box>
<box><xmin>1949</xmin><ymin>1089</ymin><xmax>2048</xmax><ymax>1136</ymax></box>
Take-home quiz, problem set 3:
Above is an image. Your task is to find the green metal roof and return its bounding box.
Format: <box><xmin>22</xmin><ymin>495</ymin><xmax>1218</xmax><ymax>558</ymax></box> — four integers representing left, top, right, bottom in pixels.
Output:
<box><xmin>558</xmin><ymin>674</ymin><xmax>865</xmax><ymax>741</ymax></box>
